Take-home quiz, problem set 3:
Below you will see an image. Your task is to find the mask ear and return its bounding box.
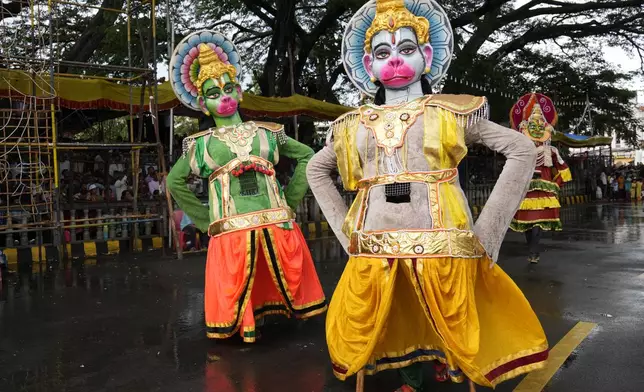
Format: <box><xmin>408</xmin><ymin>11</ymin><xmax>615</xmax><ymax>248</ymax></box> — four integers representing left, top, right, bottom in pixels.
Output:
<box><xmin>236</xmin><ymin>85</ymin><xmax>244</xmax><ymax>102</ymax></box>
<box><xmin>421</xmin><ymin>44</ymin><xmax>433</xmax><ymax>74</ymax></box>
<box><xmin>363</xmin><ymin>53</ymin><xmax>375</xmax><ymax>82</ymax></box>
<box><xmin>198</xmin><ymin>96</ymin><xmax>210</xmax><ymax>116</ymax></box>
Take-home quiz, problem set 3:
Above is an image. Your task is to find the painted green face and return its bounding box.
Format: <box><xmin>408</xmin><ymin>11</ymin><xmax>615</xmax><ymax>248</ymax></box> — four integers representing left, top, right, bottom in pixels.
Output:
<box><xmin>199</xmin><ymin>73</ymin><xmax>242</xmax><ymax>119</ymax></box>
<box><xmin>527</xmin><ymin>118</ymin><xmax>546</xmax><ymax>140</ymax></box>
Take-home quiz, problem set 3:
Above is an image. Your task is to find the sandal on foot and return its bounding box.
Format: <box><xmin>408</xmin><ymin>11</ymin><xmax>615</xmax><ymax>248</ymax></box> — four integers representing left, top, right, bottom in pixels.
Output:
<box><xmin>434</xmin><ymin>362</ymin><xmax>449</xmax><ymax>382</ymax></box>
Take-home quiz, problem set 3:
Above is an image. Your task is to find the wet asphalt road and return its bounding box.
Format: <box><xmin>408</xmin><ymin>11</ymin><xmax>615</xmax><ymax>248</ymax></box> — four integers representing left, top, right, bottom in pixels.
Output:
<box><xmin>1</xmin><ymin>203</ymin><xmax>644</xmax><ymax>392</ymax></box>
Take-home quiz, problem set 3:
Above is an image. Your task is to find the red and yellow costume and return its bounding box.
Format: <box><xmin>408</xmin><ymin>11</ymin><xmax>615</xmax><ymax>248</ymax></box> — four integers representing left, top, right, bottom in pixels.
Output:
<box><xmin>510</xmin><ymin>93</ymin><xmax>572</xmax><ymax>233</ymax></box>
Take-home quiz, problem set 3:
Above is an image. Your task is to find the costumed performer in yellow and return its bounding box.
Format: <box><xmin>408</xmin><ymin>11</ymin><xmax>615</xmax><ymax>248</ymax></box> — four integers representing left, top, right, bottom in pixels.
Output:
<box><xmin>307</xmin><ymin>1</ymin><xmax>548</xmax><ymax>391</ymax></box>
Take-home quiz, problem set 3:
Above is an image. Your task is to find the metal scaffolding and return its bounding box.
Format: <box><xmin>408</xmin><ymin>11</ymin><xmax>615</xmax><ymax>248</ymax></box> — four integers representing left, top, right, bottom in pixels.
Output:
<box><xmin>0</xmin><ymin>0</ymin><xmax>176</xmax><ymax>261</ymax></box>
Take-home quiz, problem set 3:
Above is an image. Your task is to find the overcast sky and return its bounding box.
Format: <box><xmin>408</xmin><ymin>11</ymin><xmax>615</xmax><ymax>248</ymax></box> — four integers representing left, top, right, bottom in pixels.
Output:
<box><xmin>513</xmin><ymin>0</ymin><xmax>643</xmax><ymax>99</ymax></box>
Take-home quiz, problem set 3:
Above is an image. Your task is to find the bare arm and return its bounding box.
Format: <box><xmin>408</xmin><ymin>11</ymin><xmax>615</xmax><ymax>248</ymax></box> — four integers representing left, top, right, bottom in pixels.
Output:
<box><xmin>306</xmin><ymin>145</ymin><xmax>350</xmax><ymax>253</ymax></box>
<box><xmin>467</xmin><ymin>119</ymin><xmax>537</xmax><ymax>263</ymax></box>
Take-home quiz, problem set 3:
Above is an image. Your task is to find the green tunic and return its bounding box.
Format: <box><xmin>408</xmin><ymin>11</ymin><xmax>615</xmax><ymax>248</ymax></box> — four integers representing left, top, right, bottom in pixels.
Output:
<box><xmin>166</xmin><ymin>121</ymin><xmax>314</xmax><ymax>234</ymax></box>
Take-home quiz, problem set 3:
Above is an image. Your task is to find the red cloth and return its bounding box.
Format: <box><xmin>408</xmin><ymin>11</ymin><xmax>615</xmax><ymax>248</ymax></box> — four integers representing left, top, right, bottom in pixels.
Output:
<box><xmin>204</xmin><ymin>224</ymin><xmax>326</xmax><ymax>341</ymax></box>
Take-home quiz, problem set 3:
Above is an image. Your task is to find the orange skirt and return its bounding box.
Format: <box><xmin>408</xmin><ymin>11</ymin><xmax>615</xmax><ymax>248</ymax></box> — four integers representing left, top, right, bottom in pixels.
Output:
<box><xmin>204</xmin><ymin>223</ymin><xmax>327</xmax><ymax>342</ymax></box>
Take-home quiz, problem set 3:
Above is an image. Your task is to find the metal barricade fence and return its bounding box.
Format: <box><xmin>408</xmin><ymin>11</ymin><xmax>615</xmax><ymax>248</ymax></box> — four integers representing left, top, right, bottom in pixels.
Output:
<box><xmin>1</xmin><ymin>200</ymin><xmax>166</xmax><ymax>249</ymax></box>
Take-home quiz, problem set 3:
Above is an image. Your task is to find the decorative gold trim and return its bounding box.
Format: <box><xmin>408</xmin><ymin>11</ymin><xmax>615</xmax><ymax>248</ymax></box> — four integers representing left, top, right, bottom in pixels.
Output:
<box><xmin>333</xmin><ymin>346</ymin><xmax>465</xmax><ymax>384</ymax></box>
<box><xmin>260</xmin><ymin>227</ymin><xmax>295</xmax><ymax>308</ymax></box>
<box><xmin>221</xmin><ymin>169</ymin><xmax>230</xmax><ymax>217</ymax></box>
<box><xmin>355</xmin><ymin>169</ymin><xmax>458</xmax><ymax>189</ymax></box>
<box><xmin>208</xmin><ymin>208</ymin><xmax>295</xmax><ymax>237</ymax></box>
<box><xmin>425</xmin><ymin>95</ymin><xmax>488</xmax><ymax>115</ymax></box>
<box><xmin>254</xmin><ymin>121</ymin><xmax>284</xmax><ymax>132</ymax></box>
<box><xmin>512</xmin><ymin>218</ymin><xmax>561</xmax><ymax>224</ymax></box>
<box><xmin>349</xmin><ymin>229</ymin><xmax>486</xmax><ymax>258</ymax></box>
<box><xmin>429</xmin><ymin>183</ymin><xmax>442</xmax><ymax>228</ymax></box>
<box><xmin>295</xmin><ymin>305</ymin><xmax>328</xmax><ymax>319</ymax></box>
<box><xmin>254</xmin><ymin>309</ymin><xmax>290</xmax><ymax>320</ymax></box>
<box><xmin>359</xmin><ymin>96</ymin><xmax>431</xmax><ymax>156</ymax></box>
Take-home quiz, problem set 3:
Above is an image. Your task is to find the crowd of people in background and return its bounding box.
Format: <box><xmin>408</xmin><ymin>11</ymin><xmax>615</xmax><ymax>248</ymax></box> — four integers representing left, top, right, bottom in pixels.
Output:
<box><xmin>596</xmin><ymin>164</ymin><xmax>644</xmax><ymax>202</ymax></box>
<box><xmin>57</xmin><ymin>151</ymin><xmax>205</xmax><ymax>204</ymax></box>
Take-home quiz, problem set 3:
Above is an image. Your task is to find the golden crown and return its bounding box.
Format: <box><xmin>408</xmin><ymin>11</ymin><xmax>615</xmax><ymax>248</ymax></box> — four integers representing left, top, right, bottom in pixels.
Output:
<box><xmin>527</xmin><ymin>103</ymin><xmax>544</xmax><ymax>119</ymax></box>
<box><xmin>195</xmin><ymin>44</ymin><xmax>238</xmax><ymax>94</ymax></box>
<box><xmin>364</xmin><ymin>0</ymin><xmax>430</xmax><ymax>53</ymax></box>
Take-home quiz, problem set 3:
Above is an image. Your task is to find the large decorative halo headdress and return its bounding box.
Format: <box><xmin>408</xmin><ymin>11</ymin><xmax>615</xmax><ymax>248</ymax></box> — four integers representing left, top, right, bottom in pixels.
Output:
<box><xmin>342</xmin><ymin>0</ymin><xmax>454</xmax><ymax>97</ymax></box>
<box><xmin>170</xmin><ymin>30</ymin><xmax>243</xmax><ymax>111</ymax></box>
<box><xmin>510</xmin><ymin>93</ymin><xmax>558</xmax><ymax>143</ymax></box>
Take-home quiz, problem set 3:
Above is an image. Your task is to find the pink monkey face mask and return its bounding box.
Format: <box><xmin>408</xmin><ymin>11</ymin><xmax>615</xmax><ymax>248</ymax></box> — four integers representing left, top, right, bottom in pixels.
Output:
<box><xmin>363</xmin><ymin>27</ymin><xmax>433</xmax><ymax>90</ymax></box>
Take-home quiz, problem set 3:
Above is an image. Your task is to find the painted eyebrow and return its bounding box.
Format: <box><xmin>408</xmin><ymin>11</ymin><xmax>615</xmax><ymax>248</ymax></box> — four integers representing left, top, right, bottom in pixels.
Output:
<box><xmin>205</xmin><ymin>86</ymin><xmax>221</xmax><ymax>95</ymax></box>
<box><xmin>398</xmin><ymin>39</ymin><xmax>418</xmax><ymax>46</ymax></box>
<box><xmin>373</xmin><ymin>42</ymin><xmax>391</xmax><ymax>52</ymax></box>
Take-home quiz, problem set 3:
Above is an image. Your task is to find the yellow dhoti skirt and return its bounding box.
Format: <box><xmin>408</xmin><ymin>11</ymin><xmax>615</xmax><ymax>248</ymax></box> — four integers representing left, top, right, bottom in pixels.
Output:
<box><xmin>327</xmin><ymin>256</ymin><xmax>548</xmax><ymax>387</ymax></box>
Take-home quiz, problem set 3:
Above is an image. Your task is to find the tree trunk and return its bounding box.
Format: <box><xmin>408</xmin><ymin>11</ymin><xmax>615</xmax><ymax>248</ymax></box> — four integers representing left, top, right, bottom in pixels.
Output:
<box><xmin>58</xmin><ymin>0</ymin><xmax>126</xmax><ymax>72</ymax></box>
<box><xmin>258</xmin><ymin>0</ymin><xmax>296</xmax><ymax>97</ymax></box>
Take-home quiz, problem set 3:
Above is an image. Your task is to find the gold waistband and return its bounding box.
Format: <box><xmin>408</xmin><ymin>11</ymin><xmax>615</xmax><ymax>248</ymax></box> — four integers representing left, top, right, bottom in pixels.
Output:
<box><xmin>348</xmin><ymin>229</ymin><xmax>486</xmax><ymax>259</ymax></box>
<box><xmin>356</xmin><ymin>169</ymin><xmax>458</xmax><ymax>189</ymax></box>
<box><xmin>209</xmin><ymin>156</ymin><xmax>275</xmax><ymax>182</ymax></box>
<box><xmin>208</xmin><ymin>207</ymin><xmax>294</xmax><ymax>237</ymax></box>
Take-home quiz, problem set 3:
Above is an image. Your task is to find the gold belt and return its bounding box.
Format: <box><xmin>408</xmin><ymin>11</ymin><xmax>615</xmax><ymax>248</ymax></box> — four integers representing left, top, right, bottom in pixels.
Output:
<box><xmin>208</xmin><ymin>207</ymin><xmax>294</xmax><ymax>237</ymax></box>
<box><xmin>356</xmin><ymin>169</ymin><xmax>458</xmax><ymax>189</ymax></box>
<box><xmin>349</xmin><ymin>229</ymin><xmax>486</xmax><ymax>259</ymax></box>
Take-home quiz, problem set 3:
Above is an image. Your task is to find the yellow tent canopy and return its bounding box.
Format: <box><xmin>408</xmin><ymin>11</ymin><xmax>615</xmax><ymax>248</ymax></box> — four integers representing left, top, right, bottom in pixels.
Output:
<box><xmin>0</xmin><ymin>69</ymin><xmax>352</xmax><ymax>121</ymax></box>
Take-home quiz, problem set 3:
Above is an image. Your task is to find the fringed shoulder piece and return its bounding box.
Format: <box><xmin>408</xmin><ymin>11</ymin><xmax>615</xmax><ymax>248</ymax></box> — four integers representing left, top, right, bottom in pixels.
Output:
<box><xmin>254</xmin><ymin>121</ymin><xmax>288</xmax><ymax>145</ymax></box>
<box><xmin>326</xmin><ymin>110</ymin><xmax>360</xmax><ymax>146</ymax></box>
<box><xmin>426</xmin><ymin>94</ymin><xmax>489</xmax><ymax>128</ymax></box>
<box><xmin>182</xmin><ymin>129</ymin><xmax>212</xmax><ymax>158</ymax></box>
<box><xmin>551</xmin><ymin>145</ymin><xmax>566</xmax><ymax>165</ymax></box>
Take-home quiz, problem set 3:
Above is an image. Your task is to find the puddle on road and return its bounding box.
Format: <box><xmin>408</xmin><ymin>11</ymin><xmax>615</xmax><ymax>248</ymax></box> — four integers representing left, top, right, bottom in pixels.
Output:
<box><xmin>552</xmin><ymin>203</ymin><xmax>644</xmax><ymax>245</ymax></box>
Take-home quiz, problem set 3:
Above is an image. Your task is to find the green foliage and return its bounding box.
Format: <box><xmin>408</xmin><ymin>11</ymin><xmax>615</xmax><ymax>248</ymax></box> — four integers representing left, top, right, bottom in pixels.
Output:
<box><xmin>446</xmin><ymin>48</ymin><xmax>641</xmax><ymax>144</ymax></box>
<box><xmin>173</xmin><ymin>116</ymin><xmax>199</xmax><ymax>136</ymax></box>
<box><xmin>73</xmin><ymin>117</ymin><xmax>129</xmax><ymax>141</ymax></box>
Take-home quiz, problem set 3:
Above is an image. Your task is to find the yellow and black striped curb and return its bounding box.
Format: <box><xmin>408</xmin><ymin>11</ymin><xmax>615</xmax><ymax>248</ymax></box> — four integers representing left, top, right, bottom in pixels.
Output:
<box><xmin>563</xmin><ymin>195</ymin><xmax>591</xmax><ymax>206</ymax></box>
<box><xmin>303</xmin><ymin>221</ymin><xmax>331</xmax><ymax>239</ymax></box>
<box><xmin>2</xmin><ymin>237</ymin><xmax>163</xmax><ymax>265</ymax></box>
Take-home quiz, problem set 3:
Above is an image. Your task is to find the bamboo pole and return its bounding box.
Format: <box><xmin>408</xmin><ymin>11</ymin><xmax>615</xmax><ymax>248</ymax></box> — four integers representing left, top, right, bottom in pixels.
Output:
<box><xmin>150</xmin><ymin>95</ymin><xmax>182</xmax><ymax>259</ymax></box>
<box><xmin>356</xmin><ymin>370</ymin><xmax>364</xmax><ymax>392</ymax></box>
